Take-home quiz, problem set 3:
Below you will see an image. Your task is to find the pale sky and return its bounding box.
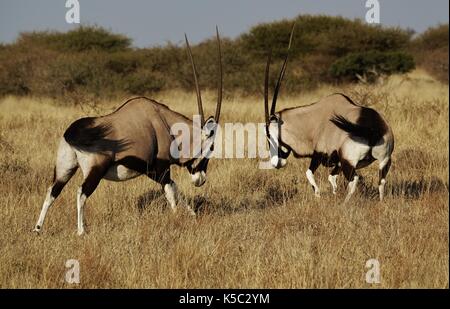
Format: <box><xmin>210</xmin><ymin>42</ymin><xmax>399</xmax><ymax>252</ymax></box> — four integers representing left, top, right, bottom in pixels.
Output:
<box><xmin>0</xmin><ymin>0</ymin><xmax>448</xmax><ymax>47</ymax></box>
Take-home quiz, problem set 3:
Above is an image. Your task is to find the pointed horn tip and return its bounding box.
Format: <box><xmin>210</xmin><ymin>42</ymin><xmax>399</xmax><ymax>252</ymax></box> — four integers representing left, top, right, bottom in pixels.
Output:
<box><xmin>287</xmin><ymin>22</ymin><xmax>296</xmax><ymax>49</ymax></box>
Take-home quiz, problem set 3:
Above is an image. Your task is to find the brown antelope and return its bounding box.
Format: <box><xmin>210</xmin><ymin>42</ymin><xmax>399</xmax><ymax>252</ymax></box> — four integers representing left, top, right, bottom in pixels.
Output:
<box><xmin>34</xmin><ymin>28</ymin><xmax>223</xmax><ymax>235</ymax></box>
<box><xmin>264</xmin><ymin>25</ymin><xmax>394</xmax><ymax>202</ymax></box>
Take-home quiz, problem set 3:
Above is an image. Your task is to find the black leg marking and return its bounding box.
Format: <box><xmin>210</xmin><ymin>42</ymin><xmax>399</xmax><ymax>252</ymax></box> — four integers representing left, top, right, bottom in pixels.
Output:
<box><xmin>117</xmin><ymin>156</ymin><xmax>153</xmax><ymax>176</ymax></box>
<box><xmin>341</xmin><ymin>159</ymin><xmax>356</xmax><ymax>182</ymax></box>
<box><xmin>308</xmin><ymin>152</ymin><xmax>321</xmax><ymax>173</ymax></box>
<box><xmin>50</xmin><ymin>167</ymin><xmax>78</xmax><ymax>198</ymax></box>
<box><xmin>330</xmin><ymin>164</ymin><xmax>341</xmax><ymax>176</ymax></box>
<box><xmin>50</xmin><ymin>181</ymin><xmax>67</xmax><ymax>198</ymax></box>
<box><xmin>147</xmin><ymin>163</ymin><xmax>171</xmax><ymax>186</ymax></box>
<box><xmin>81</xmin><ymin>165</ymin><xmax>108</xmax><ymax>197</ymax></box>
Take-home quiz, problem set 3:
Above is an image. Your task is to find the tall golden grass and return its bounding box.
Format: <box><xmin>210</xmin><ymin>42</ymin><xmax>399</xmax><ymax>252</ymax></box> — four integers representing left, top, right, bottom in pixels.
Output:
<box><xmin>0</xmin><ymin>69</ymin><xmax>448</xmax><ymax>288</ymax></box>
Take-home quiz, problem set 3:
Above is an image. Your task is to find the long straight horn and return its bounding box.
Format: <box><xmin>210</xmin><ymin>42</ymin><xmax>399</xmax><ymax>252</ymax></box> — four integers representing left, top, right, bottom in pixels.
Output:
<box><xmin>270</xmin><ymin>23</ymin><xmax>296</xmax><ymax>116</ymax></box>
<box><xmin>264</xmin><ymin>49</ymin><xmax>272</xmax><ymax>127</ymax></box>
<box><xmin>185</xmin><ymin>33</ymin><xmax>205</xmax><ymax>126</ymax></box>
<box><xmin>214</xmin><ymin>26</ymin><xmax>223</xmax><ymax>123</ymax></box>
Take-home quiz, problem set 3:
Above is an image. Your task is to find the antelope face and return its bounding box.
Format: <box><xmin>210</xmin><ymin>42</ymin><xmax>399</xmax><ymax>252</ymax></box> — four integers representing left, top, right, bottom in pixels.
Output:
<box><xmin>267</xmin><ymin>115</ymin><xmax>288</xmax><ymax>169</ymax></box>
<box><xmin>190</xmin><ymin>117</ymin><xmax>218</xmax><ymax>187</ymax></box>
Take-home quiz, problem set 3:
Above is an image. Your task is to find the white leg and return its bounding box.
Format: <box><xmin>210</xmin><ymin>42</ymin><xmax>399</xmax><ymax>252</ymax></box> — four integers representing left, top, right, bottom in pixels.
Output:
<box><xmin>378</xmin><ymin>157</ymin><xmax>391</xmax><ymax>202</ymax></box>
<box><xmin>344</xmin><ymin>175</ymin><xmax>359</xmax><ymax>203</ymax></box>
<box><xmin>34</xmin><ymin>187</ymin><xmax>55</xmax><ymax>232</ymax></box>
<box><xmin>164</xmin><ymin>182</ymin><xmax>178</xmax><ymax>212</ymax></box>
<box><xmin>378</xmin><ymin>179</ymin><xmax>386</xmax><ymax>201</ymax></box>
<box><xmin>164</xmin><ymin>182</ymin><xmax>195</xmax><ymax>216</ymax></box>
<box><xmin>328</xmin><ymin>174</ymin><xmax>338</xmax><ymax>195</ymax></box>
<box><xmin>306</xmin><ymin>169</ymin><xmax>320</xmax><ymax>197</ymax></box>
<box><xmin>34</xmin><ymin>139</ymin><xmax>77</xmax><ymax>233</ymax></box>
<box><xmin>77</xmin><ymin>187</ymin><xmax>87</xmax><ymax>236</ymax></box>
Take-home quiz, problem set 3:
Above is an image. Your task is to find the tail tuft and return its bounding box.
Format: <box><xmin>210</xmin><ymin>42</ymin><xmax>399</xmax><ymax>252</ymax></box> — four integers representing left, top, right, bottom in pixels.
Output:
<box><xmin>63</xmin><ymin>117</ymin><xmax>131</xmax><ymax>154</ymax></box>
<box><xmin>330</xmin><ymin>111</ymin><xmax>385</xmax><ymax>146</ymax></box>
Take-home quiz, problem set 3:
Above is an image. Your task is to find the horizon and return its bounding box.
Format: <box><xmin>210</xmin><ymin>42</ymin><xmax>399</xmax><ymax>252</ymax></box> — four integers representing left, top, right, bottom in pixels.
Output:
<box><xmin>0</xmin><ymin>0</ymin><xmax>448</xmax><ymax>48</ymax></box>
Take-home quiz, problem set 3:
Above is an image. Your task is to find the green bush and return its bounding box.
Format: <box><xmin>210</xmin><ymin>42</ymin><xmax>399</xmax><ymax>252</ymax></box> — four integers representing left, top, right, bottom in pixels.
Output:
<box><xmin>123</xmin><ymin>70</ymin><xmax>166</xmax><ymax>94</ymax></box>
<box><xmin>241</xmin><ymin>15</ymin><xmax>412</xmax><ymax>60</ymax></box>
<box><xmin>240</xmin><ymin>15</ymin><xmax>413</xmax><ymax>87</ymax></box>
<box><xmin>43</xmin><ymin>51</ymin><xmax>122</xmax><ymax>100</ymax></box>
<box><xmin>105</xmin><ymin>52</ymin><xmax>141</xmax><ymax>75</ymax></box>
<box><xmin>17</xmin><ymin>26</ymin><xmax>131</xmax><ymax>53</ymax></box>
<box><xmin>0</xmin><ymin>44</ymin><xmax>56</xmax><ymax>96</ymax></box>
<box><xmin>329</xmin><ymin>51</ymin><xmax>415</xmax><ymax>82</ymax></box>
<box><xmin>0</xmin><ymin>18</ymin><xmax>444</xmax><ymax>100</ymax></box>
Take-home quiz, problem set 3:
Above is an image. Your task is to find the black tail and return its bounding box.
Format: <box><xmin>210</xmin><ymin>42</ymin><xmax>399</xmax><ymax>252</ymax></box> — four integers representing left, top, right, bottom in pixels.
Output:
<box><xmin>63</xmin><ymin>117</ymin><xmax>131</xmax><ymax>154</ymax></box>
<box><xmin>330</xmin><ymin>108</ymin><xmax>387</xmax><ymax>146</ymax></box>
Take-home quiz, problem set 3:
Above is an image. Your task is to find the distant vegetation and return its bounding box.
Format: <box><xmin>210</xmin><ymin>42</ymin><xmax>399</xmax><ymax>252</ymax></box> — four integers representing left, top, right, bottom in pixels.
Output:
<box><xmin>411</xmin><ymin>24</ymin><xmax>449</xmax><ymax>83</ymax></box>
<box><xmin>329</xmin><ymin>51</ymin><xmax>415</xmax><ymax>83</ymax></box>
<box><xmin>0</xmin><ymin>15</ymin><xmax>447</xmax><ymax>102</ymax></box>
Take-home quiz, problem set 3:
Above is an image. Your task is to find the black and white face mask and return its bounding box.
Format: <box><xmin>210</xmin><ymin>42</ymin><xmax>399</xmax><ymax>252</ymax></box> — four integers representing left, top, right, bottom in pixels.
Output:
<box><xmin>266</xmin><ymin>115</ymin><xmax>290</xmax><ymax>168</ymax></box>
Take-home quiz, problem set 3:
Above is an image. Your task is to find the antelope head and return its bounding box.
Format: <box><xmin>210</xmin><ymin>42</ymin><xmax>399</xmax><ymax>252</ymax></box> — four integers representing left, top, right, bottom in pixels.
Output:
<box><xmin>185</xmin><ymin>27</ymin><xmax>223</xmax><ymax>186</ymax></box>
<box><xmin>263</xmin><ymin>24</ymin><xmax>295</xmax><ymax>169</ymax></box>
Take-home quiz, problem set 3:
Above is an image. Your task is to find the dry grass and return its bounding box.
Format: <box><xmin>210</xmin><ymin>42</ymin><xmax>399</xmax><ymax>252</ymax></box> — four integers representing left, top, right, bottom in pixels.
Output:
<box><xmin>0</xmin><ymin>69</ymin><xmax>448</xmax><ymax>288</ymax></box>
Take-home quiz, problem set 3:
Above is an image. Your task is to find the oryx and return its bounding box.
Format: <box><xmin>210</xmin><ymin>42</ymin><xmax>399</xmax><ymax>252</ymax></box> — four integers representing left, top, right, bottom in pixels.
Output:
<box><xmin>34</xmin><ymin>29</ymin><xmax>223</xmax><ymax>235</ymax></box>
<box><xmin>263</xmin><ymin>25</ymin><xmax>394</xmax><ymax>202</ymax></box>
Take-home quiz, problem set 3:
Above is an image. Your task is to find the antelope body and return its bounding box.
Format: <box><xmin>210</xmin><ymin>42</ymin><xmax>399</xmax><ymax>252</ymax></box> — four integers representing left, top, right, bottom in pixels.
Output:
<box><xmin>264</xmin><ymin>25</ymin><xmax>394</xmax><ymax>202</ymax></box>
<box><xmin>34</xmin><ymin>30</ymin><xmax>223</xmax><ymax>235</ymax></box>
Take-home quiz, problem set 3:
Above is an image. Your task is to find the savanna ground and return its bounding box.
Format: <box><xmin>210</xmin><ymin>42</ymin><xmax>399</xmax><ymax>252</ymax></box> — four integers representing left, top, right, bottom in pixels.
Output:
<box><xmin>0</xmin><ymin>69</ymin><xmax>448</xmax><ymax>288</ymax></box>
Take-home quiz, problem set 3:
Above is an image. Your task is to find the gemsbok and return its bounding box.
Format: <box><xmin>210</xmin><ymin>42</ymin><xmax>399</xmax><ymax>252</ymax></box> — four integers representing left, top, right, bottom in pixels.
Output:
<box><xmin>34</xmin><ymin>28</ymin><xmax>223</xmax><ymax>235</ymax></box>
<box><xmin>263</xmin><ymin>25</ymin><xmax>394</xmax><ymax>202</ymax></box>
